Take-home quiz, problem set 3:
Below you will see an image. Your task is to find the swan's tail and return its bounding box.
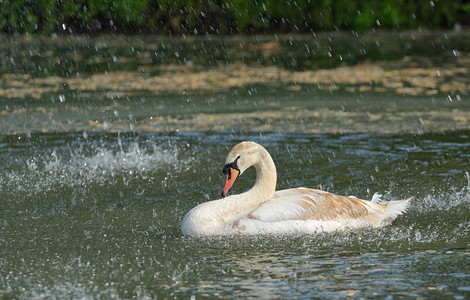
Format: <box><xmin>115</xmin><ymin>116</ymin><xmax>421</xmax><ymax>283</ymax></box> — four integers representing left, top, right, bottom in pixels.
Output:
<box><xmin>380</xmin><ymin>197</ymin><xmax>412</xmax><ymax>226</ymax></box>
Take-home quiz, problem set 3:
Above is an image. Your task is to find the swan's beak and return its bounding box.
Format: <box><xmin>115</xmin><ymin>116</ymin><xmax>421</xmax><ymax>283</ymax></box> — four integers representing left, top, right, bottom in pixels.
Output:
<box><xmin>221</xmin><ymin>167</ymin><xmax>240</xmax><ymax>198</ymax></box>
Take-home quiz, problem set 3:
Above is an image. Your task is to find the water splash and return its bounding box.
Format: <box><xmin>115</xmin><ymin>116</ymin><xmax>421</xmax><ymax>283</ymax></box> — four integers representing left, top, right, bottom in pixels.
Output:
<box><xmin>415</xmin><ymin>171</ymin><xmax>470</xmax><ymax>212</ymax></box>
<box><xmin>43</xmin><ymin>142</ymin><xmax>177</xmax><ymax>182</ymax></box>
<box><xmin>1</xmin><ymin>140</ymin><xmax>181</xmax><ymax>196</ymax></box>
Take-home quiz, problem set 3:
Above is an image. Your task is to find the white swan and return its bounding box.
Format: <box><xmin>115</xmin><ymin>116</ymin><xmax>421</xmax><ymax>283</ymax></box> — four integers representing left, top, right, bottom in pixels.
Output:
<box><xmin>181</xmin><ymin>141</ymin><xmax>411</xmax><ymax>236</ymax></box>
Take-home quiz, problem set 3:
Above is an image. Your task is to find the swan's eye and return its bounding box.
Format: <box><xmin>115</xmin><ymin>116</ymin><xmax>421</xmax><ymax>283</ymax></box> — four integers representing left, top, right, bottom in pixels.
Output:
<box><xmin>222</xmin><ymin>156</ymin><xmax>241</xmax><ymax>178</ymax></box>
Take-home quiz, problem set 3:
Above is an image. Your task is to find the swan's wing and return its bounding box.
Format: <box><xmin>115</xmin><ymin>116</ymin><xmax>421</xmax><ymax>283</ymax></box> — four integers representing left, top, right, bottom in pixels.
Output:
<box><xmin>245</xmin><ymin>188</ymin><xmax>384</xmax><ymax>222</ymax></box>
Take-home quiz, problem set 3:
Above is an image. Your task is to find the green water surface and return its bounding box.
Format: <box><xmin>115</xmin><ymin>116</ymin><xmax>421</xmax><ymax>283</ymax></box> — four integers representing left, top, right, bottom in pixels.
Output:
<box><xmin>1</xmin><ymin>32</ymin><xmax>469</xmax><ymax>298</ymax></box>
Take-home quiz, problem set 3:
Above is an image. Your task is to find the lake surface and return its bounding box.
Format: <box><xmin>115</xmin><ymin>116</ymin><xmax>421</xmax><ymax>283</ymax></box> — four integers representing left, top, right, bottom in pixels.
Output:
<box><xmin>1</xmin><ymin>31</ymin><xmax>469</xmax><ymax>298</ymax></box>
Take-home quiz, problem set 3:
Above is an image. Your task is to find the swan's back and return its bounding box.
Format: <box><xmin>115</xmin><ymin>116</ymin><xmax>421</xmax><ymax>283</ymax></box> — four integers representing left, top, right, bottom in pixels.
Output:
<box><xmin>225</xmin><ymin>188</ymin><xmax>410</xmax><ymax>234</ymax></box>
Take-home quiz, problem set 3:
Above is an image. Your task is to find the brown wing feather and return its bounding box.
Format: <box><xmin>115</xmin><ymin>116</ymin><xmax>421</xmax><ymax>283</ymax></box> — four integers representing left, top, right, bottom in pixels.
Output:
<box><xmin>299</xmin><ymin>192</ymin><xmax>373</xmax><ymax>221</ymax></box>
<box><xmin>245</xmin><ymin>188</ymin><xmax>385</xmax><ymax>223</ymax></box>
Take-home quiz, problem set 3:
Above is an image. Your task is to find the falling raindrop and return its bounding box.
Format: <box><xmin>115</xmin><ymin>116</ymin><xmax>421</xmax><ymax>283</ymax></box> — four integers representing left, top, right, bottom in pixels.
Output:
<box><xmin>304</xmin><ymin>44</ymin><xmax>310</xmax><ymax>53</ymax></box>
<box><xmin>59</xmin><ymin>94</ymin><xmax>65</xmax><ymax>102</ymax></box>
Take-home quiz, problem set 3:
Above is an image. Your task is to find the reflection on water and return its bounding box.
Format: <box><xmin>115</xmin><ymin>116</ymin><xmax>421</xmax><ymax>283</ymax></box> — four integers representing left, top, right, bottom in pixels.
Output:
<box><xmin>186</xmin><ymin>249</ymin><xmax>470</xmax><ymax>298</ymax></box>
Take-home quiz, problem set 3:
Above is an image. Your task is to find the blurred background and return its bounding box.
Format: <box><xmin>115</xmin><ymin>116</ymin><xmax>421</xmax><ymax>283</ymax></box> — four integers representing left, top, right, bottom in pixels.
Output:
<box><xmin>1</xmin><ymin>0</ymin><xmax>469</xmax><ymax>34</ymax></box>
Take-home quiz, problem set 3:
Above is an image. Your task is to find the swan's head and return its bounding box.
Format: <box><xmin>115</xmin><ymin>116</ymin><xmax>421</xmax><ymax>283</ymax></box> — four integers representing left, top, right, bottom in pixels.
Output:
<box><xmin>221</xmin><ymin>141</ymin><xmax>265</xmax><ymax>197</ymax></box>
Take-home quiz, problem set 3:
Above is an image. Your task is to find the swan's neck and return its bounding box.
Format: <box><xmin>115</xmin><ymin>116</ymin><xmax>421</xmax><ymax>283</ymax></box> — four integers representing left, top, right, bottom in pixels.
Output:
<box><xmin>223</xmin><ymin>148</ymin><xmax>277</xmax><ymax>217</ymax></box>
<box><xmin>251</xmin><ymin>150</ymin><xmax>277</xmax><ymax>202</ymax></box>
<box><xmin>181</xmin><ymin>146</ymin><xmax>277</xmax><ymax>235</ymax></box>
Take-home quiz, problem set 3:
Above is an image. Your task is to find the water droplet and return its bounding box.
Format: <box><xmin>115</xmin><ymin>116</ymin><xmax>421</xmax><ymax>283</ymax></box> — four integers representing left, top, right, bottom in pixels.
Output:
<box><xmin>436</xmin><ymin>69</ymin><xmax>441</xmax><ymax>77</ymax></box>
<box><xmin>59</xmin><ymin>94</ymin><xmax>65</xmax><ymax>102</ymax></box>
<box><xmin>62</xmin><ymin>23</ymin><xmax>66</xmax><ymax>30</ymax></box>
<box><xmin>452</xmin><ymin>49</ymin><xmax>460</xmax><ymax>57</ymax></box>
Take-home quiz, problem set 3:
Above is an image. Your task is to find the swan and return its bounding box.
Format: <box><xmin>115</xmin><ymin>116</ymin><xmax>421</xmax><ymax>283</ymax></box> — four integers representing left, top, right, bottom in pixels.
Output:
<box><xmin>181</xmin><ymin>141</ymin><xmax>411</xmax><ymax>236</ymax></box>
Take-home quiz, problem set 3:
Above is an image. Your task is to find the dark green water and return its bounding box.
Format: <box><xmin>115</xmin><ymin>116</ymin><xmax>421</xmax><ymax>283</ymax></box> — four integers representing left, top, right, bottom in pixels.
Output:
<box><xmin>1</xmin><ymin>130</ymin><xmax>469</xmax><ymax>298</ymax></box>
<box><xmin>1</xmin><ymin>32</ymin><xmax>470</xmax><ymax>298</ymax></box>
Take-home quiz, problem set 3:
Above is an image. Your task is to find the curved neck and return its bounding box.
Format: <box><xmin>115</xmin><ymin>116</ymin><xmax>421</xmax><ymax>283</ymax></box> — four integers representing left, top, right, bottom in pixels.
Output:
<box><xmin>250</xmin><ymin>148</ymin><xmax>277</xmax><ymax>202</ymax></box>
<box><xmin>181</xmin><ymin>144</ymin><xmax>277</xmax><ymax>235</ymax></box>
<box><xmin>225</xmin><ymin>147</ymin><xmax>277</xmax><ymax>215</ymax></box>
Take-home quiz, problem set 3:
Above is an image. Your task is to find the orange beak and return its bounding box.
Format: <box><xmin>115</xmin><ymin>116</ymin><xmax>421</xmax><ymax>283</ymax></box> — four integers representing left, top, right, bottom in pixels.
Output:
<box><xmin>222</xmin><ymin>167</ymin><xmax>240</xmax><ymax>198</ymax></box>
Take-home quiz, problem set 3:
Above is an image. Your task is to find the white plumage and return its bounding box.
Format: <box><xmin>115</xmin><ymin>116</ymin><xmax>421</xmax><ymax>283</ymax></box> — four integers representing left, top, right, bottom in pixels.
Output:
<box><xmin>182</xmin><ymin>141</ymin><xmax>411</xmax><ymax>236</ymax></box>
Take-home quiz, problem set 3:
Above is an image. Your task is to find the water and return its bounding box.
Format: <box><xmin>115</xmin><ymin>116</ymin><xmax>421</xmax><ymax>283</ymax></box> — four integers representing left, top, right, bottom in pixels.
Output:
<box><xmin>1</xmin><ymin>32</ymin><xmax>470</xmax><ymax>298</ymax></box>
<box><xmin>1</xmin><ymin>131</ymin><xmax>469</xmax><ymax>298</ymax></box>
